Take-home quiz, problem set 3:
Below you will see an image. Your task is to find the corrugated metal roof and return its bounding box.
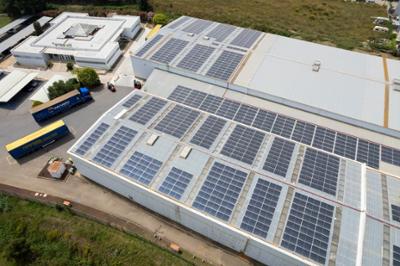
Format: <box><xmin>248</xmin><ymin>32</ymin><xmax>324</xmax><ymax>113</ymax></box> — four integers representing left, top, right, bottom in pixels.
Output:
<box><xmin>0</xmin><ymin>70</ymin><xmax>38</xmax><ymax>102</ymax></box>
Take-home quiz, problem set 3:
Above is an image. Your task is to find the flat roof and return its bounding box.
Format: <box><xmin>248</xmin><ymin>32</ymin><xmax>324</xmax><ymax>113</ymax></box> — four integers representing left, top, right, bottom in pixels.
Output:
<box><xmin>131</xmin><ymin>16</ymin><xmax>400</xmax><ymax>138</ymax></box>
<box><xmin>0</xmin><ymin>69</ymin><xmax>38</xmax><ymax>102</ymax></box>
<box><xmin>68</xmin><ymin>80</ymin><xmax>400</xmax><ymax>265</ymax></box>
<box><xmin>0</xmin><ymin>15</ymin><xmax>32</xmax><ymax>37</ymax></box>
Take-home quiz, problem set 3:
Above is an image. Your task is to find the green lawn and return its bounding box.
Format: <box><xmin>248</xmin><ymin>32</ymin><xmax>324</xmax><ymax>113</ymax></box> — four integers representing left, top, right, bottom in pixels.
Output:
<box><xmin>0</xmin><ymin>193</ymin><xmax>194</xmax><ymax>266</ymax></box>
<box><xmin>0</xmin><ymin>15</ymin><xmax>11</xmax><ymax>28</ymax></box>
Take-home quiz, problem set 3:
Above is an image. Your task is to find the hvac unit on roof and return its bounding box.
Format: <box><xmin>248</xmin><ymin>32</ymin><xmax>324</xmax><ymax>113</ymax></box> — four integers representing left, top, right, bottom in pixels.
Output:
<box><xmin>187</xmin><ymin>33</ymin><xmax>194</xmax><ymax>37</ymax></box>
<box><xmin>203</xmin><ymin>36</ymin><xmax>210</xmax><ymax>40</ymax></box>
<box><xmin>180</xmin><ymin>146</ymin><xmax>192</xmax><ymax>159</ymax></box>
<box><xmin>312</xmin><ymin>60</ymin><xmax>321</xmax><ymax>72</ymax></box>
<box><xmin>394</xmin><ymin>78</ymin><xmax>400</xmax><ymax>92</ymax></box>
<box><xmin>147</xmin><ymin>134</ymin><xmax>159</xmax><ymax>146</ymax></box>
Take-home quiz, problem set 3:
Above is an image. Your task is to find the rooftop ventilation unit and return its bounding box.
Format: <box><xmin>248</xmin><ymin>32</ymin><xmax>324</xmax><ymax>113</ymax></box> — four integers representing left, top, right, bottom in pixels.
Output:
<box><xmin>147</xmin><ymin>134</ymin><xmax>159</xmax><ymax>146</ymax></box>
<box><xmin>203</xmin><ymin>36</ymin><xmax>210</xmax><ymax>40</ymax></box>
<box><xmin>394</xmin><ymin>79</ymin><xmax>400</xmax><ymax>92</ymax></box>
<box><xmin>312</xmin><ymin>60</ymin><xmax>321</xmax><ymax>72</ymax></box>
<box><xmin>187</xmin><ymin>33</ymin><xmax>194</xmax><ymax>37</ymax></box>
<box><xmin>180</xmin><ymin>146</ymin><xmax>192</xmax><ymax>159</ymax></box>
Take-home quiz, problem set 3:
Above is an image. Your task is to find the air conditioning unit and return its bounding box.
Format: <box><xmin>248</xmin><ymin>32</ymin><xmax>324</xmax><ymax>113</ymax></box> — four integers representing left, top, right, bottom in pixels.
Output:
<box><xmin>180</xmin><ymin>146</ymin><xmax>192</xmax><ymax>159</ymax></box>
<box><xmin>147</xmin><ymin>134</ymin><xmax>159</xmax><ymax>146</ymax></box>
<box><xmin>203</xmin><ymin>36</ymin><xmax>210</xmax><ymax>40</ymax></box>
<box><xmin>187</xmin><ymin>33</ymin><xmax>194</xmax><ymax>37</ymax></box>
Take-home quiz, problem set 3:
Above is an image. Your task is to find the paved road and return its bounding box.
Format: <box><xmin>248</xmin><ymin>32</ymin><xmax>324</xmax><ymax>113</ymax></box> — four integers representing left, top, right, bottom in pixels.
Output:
<box><xmin>0</xmin><ymin>28</ymin><xmax>254</xmax><ymax>266</ymax></box>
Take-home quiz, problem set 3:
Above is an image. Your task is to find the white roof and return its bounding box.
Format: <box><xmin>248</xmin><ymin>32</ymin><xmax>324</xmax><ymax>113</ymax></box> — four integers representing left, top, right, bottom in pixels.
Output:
<box><xmin>0</xmin><ymin>70</ymin><xmax>38</xmax><ymax>102</ymax></box>
<box><xmin>0</xmin><ymin>15</ymin><xmax>32</xmax><ymax>36</ymax></box>
<box><xmin>30</xmin><ymin>75</ymin><xmax>68</xmax><ymax>103</ymax></box>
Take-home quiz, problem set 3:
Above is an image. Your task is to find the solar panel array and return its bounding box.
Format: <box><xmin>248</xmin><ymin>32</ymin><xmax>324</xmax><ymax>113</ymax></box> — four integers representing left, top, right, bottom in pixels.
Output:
<box><xmin>381</xmin><ymin>146</ymin><xmax>400</xmax><ymax>166</ymax></box>
<box><xmin>356</xmin><ymin>139</ymin><xmax>380</xmax><ymax>169</ymax></box>
<box><xmin>129</xmin><ymin>97</ymin><xmax>167</xmax><ymax>125</ymax></box>
<box><xmin>394</xmin><ymin>245</ymin><xmax>400</xmax><ymax>266</ymax></box>
<box><xmin>166</xmin><ymin>86</ymin><xmax>400</xmax><ymax>169</ymax></box>
<box><xmin>240</xmin><ymin>178</ymin><xmax>282</xmax><ymax>238</ymax></box>
<box><xmin>230</xmin><ymin>28</ymin><xmax>262</xmax><ymax>48</ymax></box>
<box><xmin>233</xmin><ymin>104</ymin><xmax>258</xmax><ymax>126</ymax></box>
<box><xmin>122</xmin><ymin>94</ymin><xmax>142</xmax><ymax>108</ymax></box>
<box><xmin>392</xmin><ymin>204</ymin><xmax>400</xmax><ymax>222</ymax></box>
<box><xmin>76</xmin><ymin>123</ymin><xmax>109</xmax><ymax>156</ymax></box>
<box><xmin>271</xmin><ymin>115</ymin><xmax>295</xmax><ymax>138</ymax></box>
<box><xmin>167</xmin><ymin>16</ymin><xmax>190</xmax><ymax>29</ymax></box>
<box><xmin>135</xmin><ymin>34</ymin><xmax>163</xmax><ymax>57</ymax></box>
<box><xmin>299</xmin><ymin>148</ymin><xmax>340</xmax><ymax>196</ymax></box>
<box><xmin>182</xmin><ymin>19</ymin><xmax>213</xmax><ymax>34</ymax></box>
<box><xmin>221</xmin><ymin>125</ymin><xmax>265</xmax><ymax>165</ymax></box>
<box><xmin>167</xmin><ymin>85</ymin><xmax>207</xmax><ymax>108</ymax></box>
<box><xmin>206</xmin><ymin>23</ymin><xmax>236</xmax><ymax>42</ymax></box>
<box><xmin>150</xmin><ymin>38</ymin><xmax>189</xmax><ymax>64</ymax></box>
<box><xmin>120</xmin><ymin>151</ymin><xmax>162</xmax><ymax>185</ymax></box>
<box><xmin>193</xmin><ymin>162</ymin><xmax>247</xmax><ymax>221</ymax></box>
<box><xmin>93</xmin><ymin>126</ymin><xmax>137</xmax><ymax>167</ymax></box>
<box><xmin>281</xmin><ymin>193</ymin><xmax>334</xmax><ymax>264</ymax></box>
<box><xmin>177</xmin><ymin>44</ymin><xmax>215</xmax><ymax>72</ymax></box>
<box><xmin>159</xmin><ymin>167</ymin><xmax>193</xmax><ymax>200</ymax></box>
<box><xmin>155</xmin><ymin>105</ymin><xmax>200</xmax><ymax>138</ymax></box>
<box><xmin>206</xmin><ymin>50</ymin><xmax>244</xmax><ymax>81</ymax></box>
<box><xmin>190</xmin><ymin>116</ymin><xmax>226</xmax><ymax>149</ymax></box>
<box><xmin>263</xmin><ymin>137</ymin><xmax>295</xmax><ymax>178</ymax></box>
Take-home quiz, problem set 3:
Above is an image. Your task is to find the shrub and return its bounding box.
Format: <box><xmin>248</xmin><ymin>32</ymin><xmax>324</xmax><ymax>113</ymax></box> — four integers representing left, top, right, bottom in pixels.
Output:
<box><xmin>0</xmin><ymin>194</ymin><xmax>11</xmax><ymax>213</ymax></box>
<box><xmin>66</xmin><ymin>62</ymin><xmax>74</xmax><ymax>71</ymax></box>
<box><xmin>32</xmin><ymin>100</ymin><xmax>42</xmax><ymax>107</ymax></box>
<box><xmin>77</xmin><ymin>68</ymin><xmax>100</xmax><ymax>89</ymax></box>
<box><xmin>153</xmin><ymin>13</ymin><xmax>169</xmax><ymax>25</ymax></box>
<box><xmin>48</xmin><ymin>78</ymin><xmax>80</xmax><ymax>100</ymax></box>
<box><xmin>3</xmin><ymin>237</ymin><xmax>35</xmax><ymax>264</ymax></box>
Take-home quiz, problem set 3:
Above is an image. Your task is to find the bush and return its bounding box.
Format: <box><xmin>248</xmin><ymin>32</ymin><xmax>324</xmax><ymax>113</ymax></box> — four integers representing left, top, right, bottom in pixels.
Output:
<box><xmin>32</xmin><ymin>100</ymin><xmax>43</xmax><ymax>107</ymax></box>
<box><xmin>153</xmin><ymin>13</ymin><xmax>169</xmax><ymax>25</ymax></box>
<box><xmin>3</xmin><ymin>237</ymin><xmax>35</xmax><ymax>264</ymax></box>
<box><xmin>48</xmin><ymin>78</ymin><xmax>80</xmax><ymax>100</ymax></box>
<box><xmin>66</xmin><ymin>62</ymin><xmax>74</xmax><ymax>71</ymax></box>
<box><xmin>77</xmin><ymin>68</ymin><xmax>100</xmax><ymax>89</ymax></box>
<box><xmin>0</xmin><ymin>194</ymin><xmax>11</xmax><ymax>213</ymax></box>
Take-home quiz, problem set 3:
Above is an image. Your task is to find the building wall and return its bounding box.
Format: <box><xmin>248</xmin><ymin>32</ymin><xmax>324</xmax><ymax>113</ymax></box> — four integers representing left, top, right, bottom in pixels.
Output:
<box><xmin>13</xmin><ymin>53</ymin><xmax>48</xmax><ymax>67</ymax></box>
<box><xmin>70</xmin><ymin>154</ymin><xmax>312</xmax><ymax>266</ymax></box>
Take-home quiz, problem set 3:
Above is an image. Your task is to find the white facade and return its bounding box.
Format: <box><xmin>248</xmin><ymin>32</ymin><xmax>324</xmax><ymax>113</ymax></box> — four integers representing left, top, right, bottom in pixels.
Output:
<box><xmin>12</xmin><ymin>12</ymin><xmax>141</xmax><ymax>70</ymax></box>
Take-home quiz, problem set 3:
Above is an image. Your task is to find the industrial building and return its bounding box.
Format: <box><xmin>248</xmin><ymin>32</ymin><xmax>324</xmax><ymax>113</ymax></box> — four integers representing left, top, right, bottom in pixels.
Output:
<box><xmin>12</xmin><ymin>12</ymin><xmax>141</xmax><ymax>70</ymax></box>
<box><xmin>69</xmin><ymin>16</ymin><xmax>400</xmax><ymax>265</ymax></box>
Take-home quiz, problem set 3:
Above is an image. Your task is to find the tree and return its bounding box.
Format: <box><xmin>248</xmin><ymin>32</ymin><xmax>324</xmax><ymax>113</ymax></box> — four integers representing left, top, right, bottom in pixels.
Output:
<box><xmin>3</xmin><ymin>237</ymin><xmax>35</xmax><ymax>264</ymax></box>
<box><xmin>77</xmin><ymin>68</ymin><xmax>100</xmax><ymax>89</ymax></box>
<box><xmin>138</xmin><ymin>0</ymin><xmax>151</xmax><ymax>11</ymax></box>
<box><xmin>33</xmin><ymin>21</ymin><xmax>43</xmax><ymax>36</ymax></box>
<box><xmin>47</xmin><ymin>78</ymin><xmax>80</xmax><ymax>100</ymax></box>
<box><xmin>66</xmin><ymin>62</ymin><xmax>74</xmax><ymax>71</ymax></box>
<box><xmin>153</xmin><ymin>13</ymin><xmax>169</xmax><ymax>26</ymax></box>
<box><xmin>1</xmin><ymin>0</ymin><xmax>46</xmax><ymax>18</ymax></box>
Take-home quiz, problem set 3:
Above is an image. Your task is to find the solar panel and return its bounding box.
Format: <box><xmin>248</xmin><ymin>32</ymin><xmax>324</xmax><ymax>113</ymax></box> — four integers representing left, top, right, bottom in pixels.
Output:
<box><xmin>394</xmin><ymin>245</ymin><xmax>400</xmax><ymax>266</ymax></box>
<box><xmin>252</xmin><ymin>109</ymin><xmax>277</xmax><ymax>132</ymax></box>
<box><xmin>263</xmin><ymin>137</ymin><xmax>295</xmax><ymax>178</ymax></box>
<box><xmin>215</xmin><ymin>99</ymin><xmax>241</xmax><ymax>120</ymax></box>
<box><xmin>199</xmin><ymin>94</ymin><xmax>224</xmax><ymax>113</ymax></box>
<box><xmin>206</xmin><ymin>50</ymin><xmax>244</xmax><ymax>81</ymax></box>
<box><xmin>392</xmin><ymin>204</ymin><xmax>400</xmax><ymax>222</ymax></box>
<box><xmin>230</xmin><ymin>28</ymin><xmax>262</xmax><ymax>48</ymax></box>
<box><xmin>168</xmin><ymin>85</ymin><xmax>191</xmax><ymax>103</ymax></box>
<box><xmin>122</xmin><ymin>94</ymin><xmax>142</xmax><ymax>108</ymax></box>
<box><xmin>381</xmin><ymin>146</ymin><xmax>400</xmax><ymax>167</ymax></box>
<box><xmin>221</xmin><ymin>125</ymin><xmax>265</xmax><ymax>165</ymax></box>
<box><xmin>155</xmin><ymin>105</ymin><xmax>200</xmax><ymax>138</ymax></box>
<box><xmin>150</xmin><ymin>38</ymin><xmax>189</xmax><ymax>64</ymax></box>
<box><xmin>298</xmin><ymin>148</ymin><xmax>340</xmax><ymax>196</ymax></box>
<box><xmin>233</xmin><ymin>104</ymin><xmax>258</xmax><ymax>126</ymax></box>
<box><xmin>129</xmin><ymin>97</ymin><xmax>167</xmax><ymax>125</ymax></box>
<box><xmin>291</xmin><ymin>121</ymin><xmax>315</xmax><ymax>145</ymax></box>
<box><xmin>333</xmin><ymin>133</ymin><xmax>357</xmax><ymax>160</ymax></box>
<box><xmin>312</xmin><ymin>126</ymin><xmax>336</xmax><ymax>153</ymax></box>
<box><xmin>271</xmin><ymin>115</ymin><xmax>295</xmax><ymax>138</ymax></box>
<box><xmin>135</xmin><ymin>34</ymin><xmax>163</xmax><ymax>57</ymax></box>
<box><xmin>167</xmin><ymin>16</ymin><xmax>190</xmax><ymax>29</ymax></box>
<box><xmin>192</xmin><ymin>162</ymin><xmax>247</xmax><ymax>221</ymax></box>
<box><xmin>177</xmin><ymin>44</ymin><xmax>215</xmax><ymax>72</ymax></box>
<box><xmin>120</xmin><ymin>151</ymin><xmax>162</xmax><ymax>185</ymax></box>
<box><xmin>356</xmin><ymin>139</ymin><xmax>380</xmax><ymax>169</ymax></box>
<box><xmin>206</xmin><ymin>23</ymin><xmax>236</xmax><ymax>42</ymax></box>
<box><xmin>190</xmin><ymin>115</ymin><xmax>226</xmax><ymax>149</ymax></box>
<box><xmin>182</xmin><ymin>19</ymin><xmax>213</xmax><ymax>34</ymax></box>
<box><xmin>159</xmin><ymin>167</ymin><xmax>193</xmax><ymax>200</ymax></box>
<box><xmin>184</xmin><ymin>89</ymin><xmax>207</xmax><ymax>108</ymax></box>
<box><xmin>93</xmin><ymin>126</ymin><xmax>137</xmax><ymax>168</ymax></box>
<box><xmin>76</xmin><ymin>123</ymin><xmax>109</xmax><ymax>155</ymax></box>
<box><xmin>281</xmin><ymin>193</ymin><xmax>334</xmax><ymax>264</ymax></box>
<box><xmin>240</xmin><ymin>178</ymin><xmax>282</xmax><ymax>238</ymax></box>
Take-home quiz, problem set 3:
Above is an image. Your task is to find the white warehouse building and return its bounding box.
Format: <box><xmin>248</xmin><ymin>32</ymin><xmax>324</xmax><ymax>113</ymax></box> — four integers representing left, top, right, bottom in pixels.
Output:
<box><xmin>12</xmin><ymin>12</ymin><xmax>141</xmax><ymax>70</ymax></box>
<box><xmin>69</xmin><ymin>16</ymin><xmax>400</xmax><ymax>266</ymax></box>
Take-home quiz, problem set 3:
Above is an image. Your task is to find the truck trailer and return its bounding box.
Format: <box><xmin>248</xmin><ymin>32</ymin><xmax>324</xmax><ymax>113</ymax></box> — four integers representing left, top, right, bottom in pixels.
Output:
<box><xmin>31</xmin><ymin>87</ymin><xmax>92</xmax><ymax>122</ymax></box>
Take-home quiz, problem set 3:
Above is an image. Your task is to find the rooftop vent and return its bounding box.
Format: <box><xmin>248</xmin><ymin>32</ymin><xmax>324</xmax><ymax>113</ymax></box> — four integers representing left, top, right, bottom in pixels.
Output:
<box><xmin>187</xmin><ymin>33</ymin><xmax>194</xmax><ymax>37</ymax></box>
<box><xmin>147</xmin><ymin>134</ymin><xmax>159</xmax><ymax>146</ymax></box>
<box><xmin>203</xmin><ymin>36</ymin><xmax>210</xmax><ymax>40</ymax></box>
<box><xmin>180</xmin><ymin>146</ymin><xmax>192</xmax><ymax>159</ymax></box>
<box><xmin>394</xmin><ymin>78</ymin><xmax>400</xmax><ymax>92</ymax></box>
<box><xmin>312</xmin><ymin>60</ymin><xmax>321</xmax><ymax>72</ymax></box>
